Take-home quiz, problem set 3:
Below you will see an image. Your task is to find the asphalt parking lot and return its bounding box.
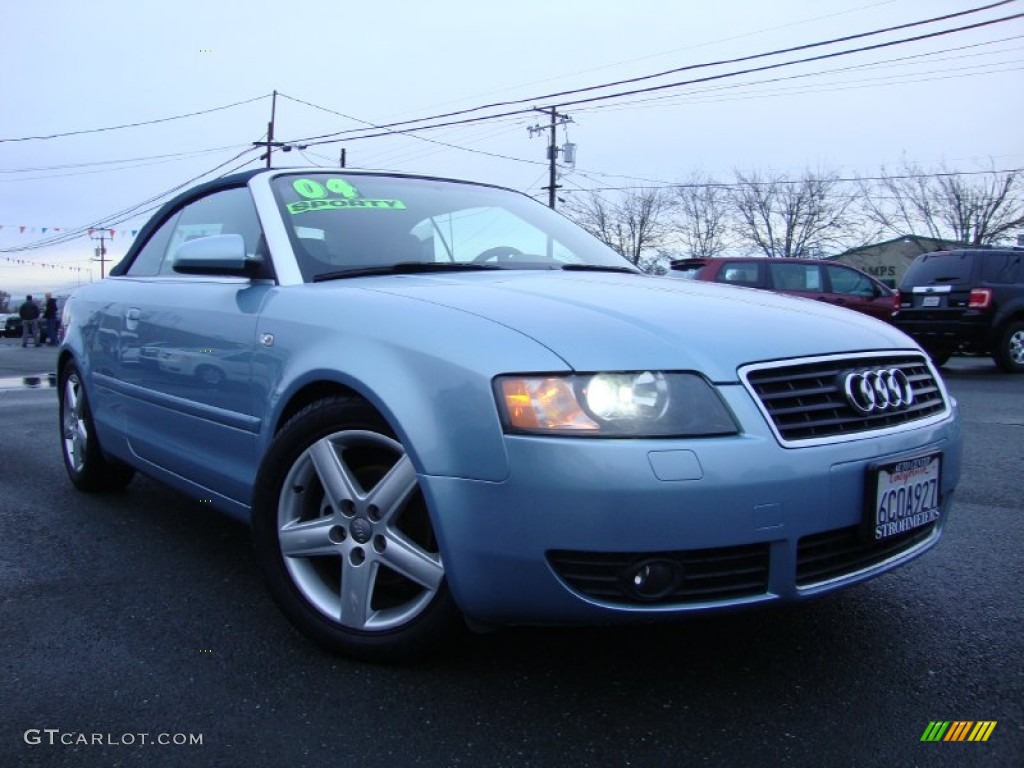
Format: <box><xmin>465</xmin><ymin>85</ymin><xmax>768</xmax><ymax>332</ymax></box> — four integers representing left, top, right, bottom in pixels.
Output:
<box><xmin>1</xmin><ymin>339</ymin><xmax>1021</xmax><ymax>767</ymax></box>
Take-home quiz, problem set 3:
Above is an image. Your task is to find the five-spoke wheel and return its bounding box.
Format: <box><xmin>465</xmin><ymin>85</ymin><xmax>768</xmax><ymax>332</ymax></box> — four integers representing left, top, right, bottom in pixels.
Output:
<box><xmin>59</xmin><ymin>362</ymin><xmax>135</xmax><ymax>491</ymax></box>
<box><xmin>253</xmin><ymin>397</ymin><xmax>459</xmax><ymax>661</ymax></box>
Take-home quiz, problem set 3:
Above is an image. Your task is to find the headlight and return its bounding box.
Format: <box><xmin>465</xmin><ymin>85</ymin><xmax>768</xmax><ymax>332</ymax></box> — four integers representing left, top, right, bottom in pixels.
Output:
<box><xmin>495</xmin><ymin>372</ymin><xmax>738</xmax><ymax>437</ymax></box>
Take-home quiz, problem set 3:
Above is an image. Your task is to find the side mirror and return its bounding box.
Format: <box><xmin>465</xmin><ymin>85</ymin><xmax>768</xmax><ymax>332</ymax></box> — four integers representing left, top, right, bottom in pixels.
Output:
<box><xmin>172</xmin><ymin>234</ymin><xmax>259</xmax><ymax>276</ymax></box>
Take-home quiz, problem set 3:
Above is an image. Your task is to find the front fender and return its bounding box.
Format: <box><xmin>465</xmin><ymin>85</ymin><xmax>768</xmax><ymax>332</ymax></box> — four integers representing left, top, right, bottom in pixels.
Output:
<box><xmin>255</xmin><ymin>287</ymin><xmax>568</xmax><ymax>481</ymax></box>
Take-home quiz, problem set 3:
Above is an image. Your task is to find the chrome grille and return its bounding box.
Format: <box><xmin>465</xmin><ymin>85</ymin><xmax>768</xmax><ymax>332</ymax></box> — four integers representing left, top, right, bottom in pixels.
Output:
<box><xmin>740</xmin><ymin>353</ymin><xmax>949</xmax><ymax>446</ymax></box>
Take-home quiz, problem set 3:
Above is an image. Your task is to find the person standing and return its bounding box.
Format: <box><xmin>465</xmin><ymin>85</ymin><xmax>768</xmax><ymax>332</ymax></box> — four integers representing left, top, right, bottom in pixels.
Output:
<box><xmin>43</xmin><ymin>293</ymin><xmax>59</xmax><ymax>346</ymax></box>
<box><xmin>19</xmin><ymin>295</ymin><xmax>40</xmax><ymax>348</ymax></box>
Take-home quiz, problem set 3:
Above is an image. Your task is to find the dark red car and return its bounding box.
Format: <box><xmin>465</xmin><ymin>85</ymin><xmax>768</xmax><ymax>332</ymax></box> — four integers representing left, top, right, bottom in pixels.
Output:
<box><xmin>670</xmin><ymin>257</ymin><xmax>899</xmax><ymax>322</ymax></box>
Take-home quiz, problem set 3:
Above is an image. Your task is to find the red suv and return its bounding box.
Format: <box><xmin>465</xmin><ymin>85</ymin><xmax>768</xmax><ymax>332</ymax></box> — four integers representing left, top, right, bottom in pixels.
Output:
<box><xmin>670</xmin><ymin>257</ymin><xmax>898</xmax><ymax>322</ymax></box>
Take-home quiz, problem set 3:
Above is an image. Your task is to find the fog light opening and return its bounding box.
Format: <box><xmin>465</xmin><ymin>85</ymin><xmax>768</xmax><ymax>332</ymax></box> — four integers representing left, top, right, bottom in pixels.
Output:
<box><xmin>623</xmin><ymin>558</ymin><xmax>683</xmax><ymax>601</ymax></box>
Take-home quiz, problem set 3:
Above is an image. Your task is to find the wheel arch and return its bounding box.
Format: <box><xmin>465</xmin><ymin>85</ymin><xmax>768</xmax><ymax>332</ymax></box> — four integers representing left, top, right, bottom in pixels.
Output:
<box><xmin>264</xmin><ymin>362</ymin><xmax>511</xmax><ymax>483</ymax></box>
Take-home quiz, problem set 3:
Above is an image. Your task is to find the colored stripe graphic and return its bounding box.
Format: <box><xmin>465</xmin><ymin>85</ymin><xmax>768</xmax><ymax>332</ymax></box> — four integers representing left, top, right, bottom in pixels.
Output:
<box><xmin>968</xmin><ymin>722</ymin><xmax>997</xmax><ymax>742</ymax></box>
<box><xmin>944</xmin><ymin>721</ymin><xmax>973</xmax><ymax>741</ymax></box>
<box><xmin>922</xmin><ymin>721</ymin><xmax>998</xmax><ymax>742</ymax></box>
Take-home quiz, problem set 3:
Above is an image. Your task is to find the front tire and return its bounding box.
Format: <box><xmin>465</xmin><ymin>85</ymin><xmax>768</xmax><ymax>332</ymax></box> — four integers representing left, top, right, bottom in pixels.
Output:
<box><xmin>252</xmin><ymin>397</ymin><xmax>460</xmax><ymax>661</ymax></box>
<box><xmin>59</xmin><ymin>363</ymin><xmax>135</xmax><ymax>492</ymax></box>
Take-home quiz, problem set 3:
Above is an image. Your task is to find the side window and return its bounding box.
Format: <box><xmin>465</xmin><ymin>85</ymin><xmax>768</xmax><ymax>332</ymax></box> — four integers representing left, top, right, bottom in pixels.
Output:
<box><xmin>981</xmin><ymin>253</ymin><xmax>1022</xmax><ymax>284</ymax></box>
<box><xmin>827</xmin><ymin>266</ymin><xmax>875</xmax><ymax>296</ymax></box>
<box><xmin>718</xmin><ymin>262</ymin><xmax>762</xmax><ymax>287</ymax></box>
<box><xmin>126</xmin><ymin>212</ymin><xmax>180</xmax><ymax>277</ymax></box>
<box><xmin>769</xmin><ymin>263</ymin><xmax>821</xmax><ymax>291</ymax></box>
<box><xmin>158</xmin><ymin>187</ymin><xmax>265</xmax><ymax>275</ymax></box>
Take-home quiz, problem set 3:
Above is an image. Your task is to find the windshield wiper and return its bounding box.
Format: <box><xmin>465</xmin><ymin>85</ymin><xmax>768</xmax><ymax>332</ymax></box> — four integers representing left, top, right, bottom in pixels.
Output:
<box><xmin>313</xmin><ymin>262</ymin><xmax>503</xmax><ymax>282</ymax></box>
<box><xmin>560</xmin><ymin>264</ymin><xmax>640</xmax><ymax>274</ymax></box>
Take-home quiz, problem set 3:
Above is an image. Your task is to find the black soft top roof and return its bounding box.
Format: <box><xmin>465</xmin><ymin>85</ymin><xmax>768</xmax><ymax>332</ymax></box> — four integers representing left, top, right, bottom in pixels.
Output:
<box><xmin>109</xmin><ymin>169</ymin><xmax>265</xmax><ymax>276</ymax></box>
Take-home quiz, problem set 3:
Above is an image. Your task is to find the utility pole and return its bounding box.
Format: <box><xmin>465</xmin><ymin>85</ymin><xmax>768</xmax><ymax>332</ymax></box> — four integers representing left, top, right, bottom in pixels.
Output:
<box><xmin>253</xmin><ymin>90</ymin><xmax>284</xmax><ymax>167</ymax></box>
<box><xmin>253</xmin><ymin>91</ymin><xmax>309</xmax><ymax>167</ymax></box>
<box><xmin>528</xmin><ymin>107</ymin><xmax>574</xmax><ymax>209</ymax></box>
<box><xmin>90</xmin><ymin>231</ymin><xmax>109</xmax><ymax>279</ymax></box>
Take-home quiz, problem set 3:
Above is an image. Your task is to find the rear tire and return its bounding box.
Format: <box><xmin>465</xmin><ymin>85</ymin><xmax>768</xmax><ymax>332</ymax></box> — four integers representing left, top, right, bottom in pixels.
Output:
<box><xmin>59</xmin><ymin>362</ymin><xmax>135</xmax><ymax>492</ymax></box>
<box><xmin>252</xmin><ymin>396</ymin><xmax>461</xmax><ymax>661</ymax></box>
<box><xmin>926</xmin><ymin>350</ymin><xmax>951</xmax><ymax>368</ymax></box>
<box><xmin>993</xmin><ymin>321</ymin><xmax>1024</xmax><ymax>373</ymax></box>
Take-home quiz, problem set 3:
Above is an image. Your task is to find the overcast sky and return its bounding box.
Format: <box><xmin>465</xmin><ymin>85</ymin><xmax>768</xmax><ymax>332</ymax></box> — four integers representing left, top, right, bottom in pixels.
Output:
<box><xmin>2</xmin><ymin>0</ymin><xmax>1021</xmax><ymax>297</ymax></box>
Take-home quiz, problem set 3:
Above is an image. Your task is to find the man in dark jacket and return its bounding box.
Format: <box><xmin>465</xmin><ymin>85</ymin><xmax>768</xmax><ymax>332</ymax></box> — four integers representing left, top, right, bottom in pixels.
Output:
<box><xmin>42</xmin><ymin>293</ymin><xmax>59</xmax><ymax>346</ymax></box>
<box><xmin>19</xmin><ymin>295</ymin><xmax>40</xmax><ymax>348</ymax></box>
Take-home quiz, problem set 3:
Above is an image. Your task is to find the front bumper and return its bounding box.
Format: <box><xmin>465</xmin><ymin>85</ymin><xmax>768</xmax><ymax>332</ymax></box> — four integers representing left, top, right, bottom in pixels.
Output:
<box><xmin>420</xmin><ymin>387</ymin><xmax>962</xmax><ymax>626</ymax></box>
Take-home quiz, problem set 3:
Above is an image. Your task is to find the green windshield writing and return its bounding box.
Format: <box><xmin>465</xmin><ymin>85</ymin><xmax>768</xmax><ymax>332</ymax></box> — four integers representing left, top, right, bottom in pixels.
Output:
<box><xmin>287</xmin><ymin>198</ymin><xmax>406</xmax><ymax>214</ymax></box>
<box><xmin>288</xmin><ymin>177</ymin><xmax>405</xmax><ymax>214</ymax></box>
<box><xmin>293</xmin><ymin>177</ymin><xmax>361</xmax><ymax>199</ymax></box>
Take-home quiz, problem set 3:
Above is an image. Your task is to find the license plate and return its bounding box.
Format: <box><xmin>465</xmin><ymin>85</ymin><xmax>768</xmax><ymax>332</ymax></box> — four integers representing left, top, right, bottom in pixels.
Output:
<box><xmin>867</xmin><ymin>454</ymin><xmax>941</xmax><ymax>540</ymax></box>
<box><xmin>922</xmin><ymin>295</ymin><xmax>941</xmax><ymax>307</ymax></box>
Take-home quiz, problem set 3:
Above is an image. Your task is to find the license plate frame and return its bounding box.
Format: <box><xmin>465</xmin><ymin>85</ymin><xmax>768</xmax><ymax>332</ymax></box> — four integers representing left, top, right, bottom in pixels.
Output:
<box><xmin>864</xmin><ymin>453</ymin><xmax>942</xmax><ymax>541</ymax></box>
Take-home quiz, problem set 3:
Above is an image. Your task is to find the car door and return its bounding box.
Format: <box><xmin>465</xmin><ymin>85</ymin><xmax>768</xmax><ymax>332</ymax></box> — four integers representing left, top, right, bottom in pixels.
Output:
<box><xmin>824</xmin><ymin>264</ymin><xmax>894</xmax><ymax>320</ymax></box>
<box><xmin>766</xmin><ymin>262</ymin><xmax>826</xmax><ymax>301</ymax></box>
<box><xmin>114</xmin><ymin>186</ymin><xmax>273</xmax><ymax>504</ymax></box>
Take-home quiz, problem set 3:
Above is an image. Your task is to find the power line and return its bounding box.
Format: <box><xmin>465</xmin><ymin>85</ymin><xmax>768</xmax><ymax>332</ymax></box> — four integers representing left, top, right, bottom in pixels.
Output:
<box><xmin>562</xmin><ymin>167</ymin><xmax>1024</xmax><ymax>194</ymax></box>
<box><xmin>0</xmin><ymin>143</ymin><xmax>251</xmax><ymax>174</ymax></box>
<box><xmin>1</xmin><ymin>147</ymin><xmax>262</xmax><ymax>253</ymax></box>
<box><xmin>576</xmin><ymin>57</ymin><xmax>1024</xmax><ymax>116</ymax></box>
<box><xmin>572</xmin><ymin>35</ymin><xmax>1024</xmax><ymax>114</ymax></box>
<box><xmin>0</xmin><ymin>93</ymin><xmax>270</xmax><ymax>143</ymax></box>
<box><xmin>371</xmin><ymin>1</ymin><xmax>903</xmax><ymax>124</ymax></box>
<box><xmin>277</xmin><ymin>93</ymin><xmax>544</xmax><ymax>167</ymax></box>
<box><xmin>290</xmin><ymin>12</ymin><xmax>1023</xmax><ymax>149</ymax></box>
<box><xmin>286</xmin><ymin>2</ymin><xmax>1020</xmax><ymax>145</ymax></box>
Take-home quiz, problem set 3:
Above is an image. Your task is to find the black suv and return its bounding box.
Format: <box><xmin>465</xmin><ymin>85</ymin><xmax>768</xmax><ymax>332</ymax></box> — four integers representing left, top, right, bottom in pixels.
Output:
<box><xmin>893</xmin><ymin>248</ymin><xmax>1024</xmax><ymax>372</ymax></box>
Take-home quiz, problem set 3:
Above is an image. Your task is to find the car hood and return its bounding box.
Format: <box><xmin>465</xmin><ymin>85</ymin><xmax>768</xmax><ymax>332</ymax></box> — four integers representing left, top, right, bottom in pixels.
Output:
<box><xmin>355</xmin><ymin>271</ymin><xmax>915</xmax><ymax>382</ymax></box>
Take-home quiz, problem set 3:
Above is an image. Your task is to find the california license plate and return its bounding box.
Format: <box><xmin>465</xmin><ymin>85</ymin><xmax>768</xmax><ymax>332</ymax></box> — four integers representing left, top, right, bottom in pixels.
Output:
<box><xmin>868</xmin><ymin>454</ymin><xmax>942</xmax><ymax>540</ymax></box>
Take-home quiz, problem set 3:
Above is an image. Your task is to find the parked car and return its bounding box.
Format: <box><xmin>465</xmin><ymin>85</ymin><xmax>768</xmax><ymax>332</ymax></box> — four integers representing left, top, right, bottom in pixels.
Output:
<box><xmin>5</xmin><ymin>314</ymin><xmax>28</xmax><ymax>339</ymax></box>
<box><xmin>58</xmin><ymin>169</ymin><xmax>962</xmax><ymax>661</ymax></box>
<box><xmin>892</xmin><ymin>248</ymin><xmax>1024</xmax><ymax>372</ymax></box>
<box><xmin>2</xmin><ymin>314</ymin><xmax>19</xmax><ymax>338</ymax></box>
<box><xmin>671</xmin><ymin>257</ymin><xmax>898</xmax><ymax>322</ymax></box>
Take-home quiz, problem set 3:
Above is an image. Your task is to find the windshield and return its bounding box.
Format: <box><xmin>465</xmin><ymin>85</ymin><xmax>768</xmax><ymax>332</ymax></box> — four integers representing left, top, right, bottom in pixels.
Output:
<box><xmin>270</xmin><ymin>173</ymin><xmax>633</xmax><ymax>281</ymax></box>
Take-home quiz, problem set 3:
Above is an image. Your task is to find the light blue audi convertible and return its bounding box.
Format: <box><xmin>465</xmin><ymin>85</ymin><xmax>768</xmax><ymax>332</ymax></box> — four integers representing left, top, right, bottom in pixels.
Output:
<box><xmin>58</xmin><ymin>169</ymin><xmax>962</xmax><ymax>660</ymax></box>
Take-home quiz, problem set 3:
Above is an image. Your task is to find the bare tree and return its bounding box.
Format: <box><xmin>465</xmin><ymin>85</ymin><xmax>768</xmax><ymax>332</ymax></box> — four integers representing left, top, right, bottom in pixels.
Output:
<box><xmin>861</xmin><ymin>161</ymin><xmax>1024</xmax><ymax>245</ymax></box>
<box><xmin>730</xmin><ymin>169</ymin><xmax>863</xmax><ymax>258</ymax></box>
<box><xmin>674</xmin><ymin>171</ymin><xmax>732</xmax><ymax>259</ymax></box>
<box><xmin>563</xmin><ymin>188</ymin><xmax>674</xmax><ymax>271</ymax></box>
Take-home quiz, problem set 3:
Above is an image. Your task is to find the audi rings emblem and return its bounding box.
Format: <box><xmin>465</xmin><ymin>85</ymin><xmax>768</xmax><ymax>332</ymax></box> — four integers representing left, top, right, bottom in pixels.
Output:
<box><xmin>843</xmin><ymin>368</ymin><xmax>915</xmax><ymax>414</ymax></box>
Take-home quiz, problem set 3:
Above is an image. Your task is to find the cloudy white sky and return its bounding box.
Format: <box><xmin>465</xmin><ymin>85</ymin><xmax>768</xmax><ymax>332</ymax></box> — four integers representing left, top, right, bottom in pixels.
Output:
<box><xmin>2</xmin><ymin>0</ymin><xmax>1021</xmax><ymax>297</ymax></box>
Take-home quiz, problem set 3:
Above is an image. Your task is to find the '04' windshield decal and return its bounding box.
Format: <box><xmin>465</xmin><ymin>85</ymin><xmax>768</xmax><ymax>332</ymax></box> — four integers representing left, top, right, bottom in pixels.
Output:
<box><xmin>287</xmin><ymin>177</ymin><xmax>406</xmax><ymax>215</ymax></box>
